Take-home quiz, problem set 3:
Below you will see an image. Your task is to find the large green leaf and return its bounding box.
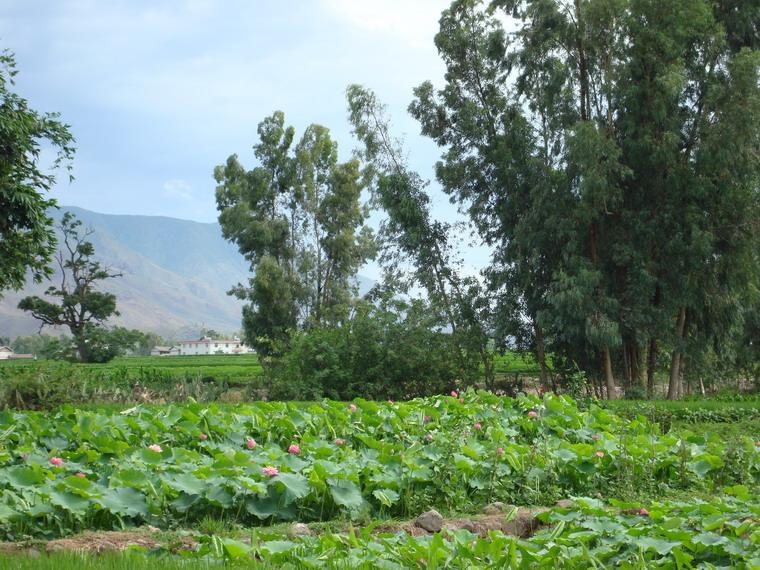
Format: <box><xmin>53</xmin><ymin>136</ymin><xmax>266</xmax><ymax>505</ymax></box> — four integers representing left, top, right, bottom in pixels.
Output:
<box><xmin>99</xmin><ymin>487</ymin><xmax>148</xmax><ymax>518</ymax></box>
<box><xmin>328</xmin><ymin>478</ymin><xmax>363</xmax><ymax>509</ymax></box>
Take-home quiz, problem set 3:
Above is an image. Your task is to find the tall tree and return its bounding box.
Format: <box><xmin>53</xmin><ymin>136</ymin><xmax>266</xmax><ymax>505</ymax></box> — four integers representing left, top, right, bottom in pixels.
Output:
<box><xmin>347</xmin><ymin>85</ymin><xmax>494</xmax><ymax>387</ymax></box>
<box><xmin>409</xmin><ymin>0</ymin><xmax>759</xmax><ymax>398</ymax></box>
<box><xmin>0</xmin><ymin>49</ymin><xmax>75</xmax><ymax>294</ymax></box>
<box><xmin>18</xmin><ymin>212</ymin><xmax>122</xmax><ymax>362</ymax></box>
<box><xmin>215</xmin><ymin>112</ymin><xmax>374</xmax><ymax>355</ymax></box>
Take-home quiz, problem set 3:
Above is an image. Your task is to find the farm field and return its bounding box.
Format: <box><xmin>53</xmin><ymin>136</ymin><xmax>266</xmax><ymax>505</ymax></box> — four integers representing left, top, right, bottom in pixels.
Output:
<box><xmin>0</xmin><ymin>393</ymin><xmax>756</xmax><ymax>567</ymax></box>
<box><xmin>0</xmin><ymin>352</ymin><xmax>541</xmax><ymax>408</ymax></box>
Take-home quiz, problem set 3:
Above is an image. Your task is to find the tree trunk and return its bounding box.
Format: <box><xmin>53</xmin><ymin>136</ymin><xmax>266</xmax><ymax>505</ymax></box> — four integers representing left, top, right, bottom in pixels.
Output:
<box><xmin>646</xmin><ymin>338</ymin><xmax>657</xmax><ymax>398</ymax></box>
<box><xmin>667</xmin><ymin>307</ymin><xmax>687</xmax><ymax>400</ymax></box>
<box><xmin>603</xmin><ymin>347</ymin><xmax>616</xmax><ymax>399</ymax></box>
<box><xmin>534</xmin><ymin>322</ymin><xmax>550</xmax><ymax>391</ymax></box>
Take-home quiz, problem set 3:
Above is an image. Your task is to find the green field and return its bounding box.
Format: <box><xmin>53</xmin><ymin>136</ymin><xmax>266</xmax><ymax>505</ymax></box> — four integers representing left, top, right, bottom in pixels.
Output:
<box><xmin>0</xmin><ymin>392</ymin><xmax>756</xmax><ymax>567</ymax></box>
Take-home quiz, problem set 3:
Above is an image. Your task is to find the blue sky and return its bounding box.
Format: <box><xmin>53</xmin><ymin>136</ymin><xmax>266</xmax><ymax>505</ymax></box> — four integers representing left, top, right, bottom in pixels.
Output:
<box><xmin>2</xmin><ymin>0</ymin><xmax>488</xmax><ymax>276</ymax></box>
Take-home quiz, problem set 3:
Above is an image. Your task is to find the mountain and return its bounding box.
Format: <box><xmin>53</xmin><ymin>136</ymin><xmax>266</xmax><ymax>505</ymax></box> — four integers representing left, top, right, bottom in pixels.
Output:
<box><xmin>0</xmin><ymin>207</ymin><xmax>250</xmax><ymax>338</ymax></box>
<box><xmin>0</xmin><ymin>206</ymin><xmax>376</xmax><ymax>339</ymax></box>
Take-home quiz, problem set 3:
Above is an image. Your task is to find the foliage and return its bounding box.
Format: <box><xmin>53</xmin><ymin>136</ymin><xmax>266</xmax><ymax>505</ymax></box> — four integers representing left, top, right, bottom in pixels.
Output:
<box><xmin>8</xmin><ymin>334</ymin><xmax>60</xmax><ymax>358</ymax></box>
<box><xmin>0</xmin><ymin>393</ymin><xmax>755</xmax><ymax>540</ymax></box>
<box><xmin>41</xmin><ymin>328</ymin><xmax>159</xmax><ymax>363</ymax></box>
<box><xmin>347</xmin><ymin>85</ymin><xmax>494</xmax><ymax>388</ymax></box>
<box><xmin>0</xmin><ymin>49</ymin><xmax>75</xmax><ymax>295</ymax></box>
<box><xmin>153</xmin><ymin>491</ymin><xmax>759</xmax><ymax>569</ymax></box>
<box><xmin>17</xmin><ymin>212</ymin><xmax>122</xmax><ymax>362</ymax></box>
<box><xmin>407</xmin><ymin>0</ymin><xmax>760</xmax><ymax>398</ymax></box>
<box><xmin>0</xmin><ymin>355</ymin><xmax>265</xmax><ymax>409</ymax></box>
<box><xmin>267</xmin><ymin>297</ymin><xmax>467</xmax><ymax>400</ymax></box>
<box><xmin>214</xmin><ymin>113</ymin><xmax>374</xmax><ymax>355</ymax></box>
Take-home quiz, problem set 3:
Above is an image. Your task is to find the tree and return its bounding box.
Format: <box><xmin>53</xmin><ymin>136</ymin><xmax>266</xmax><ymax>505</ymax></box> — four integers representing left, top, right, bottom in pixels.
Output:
<box><xmin>347</xmin><ymin>85</ymin><xmax>494</xmax><ymax>387</ymax></box>
<box><xmin>215</xmin><ymin>112</ymin><xmax>374</xmax><ymax>355</ymax></box>
<box><xmin>408</xmin><ymin>0</ymin><xmax>759</xmax><ymax>398</ymax></box>
<box><xmin>0</xmin><ymin>49</ymin><xmax>75</xmax><ymax>294</ymax></box>
<box><xmin>18</xmin><ymin>212</ymin><xmax>123</xmax><ymax>362</ymax></box>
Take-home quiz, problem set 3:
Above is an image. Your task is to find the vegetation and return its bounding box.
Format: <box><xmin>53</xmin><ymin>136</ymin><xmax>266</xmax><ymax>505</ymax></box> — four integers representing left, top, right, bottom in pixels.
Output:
<box><xmin>0</xmin><ymin>355</ymin><xmax>265</xmax><ymax>409</ymax></box>
<box><xmin>214</xmin><ymin>113</ymin><xmax>375</xmax><ymax>356</ymax></box>
<box><xmin>0</xmin><ymin>393</ymin><xmax>755</xmax><ymax>540</ymax></box>
<box><xmin>17</xmin><ymin>213</ymin><xmax>126</xmax><ymax>363</ymax></box>
<box><xmin>0</xmin><ymin>49</ymin><xmax>75</xmax><ymax>295</ymax></box>
<box><xmin>393</xmin><ymin>0</ymin><xmax>759</xmax><ymax>399</ymax></box>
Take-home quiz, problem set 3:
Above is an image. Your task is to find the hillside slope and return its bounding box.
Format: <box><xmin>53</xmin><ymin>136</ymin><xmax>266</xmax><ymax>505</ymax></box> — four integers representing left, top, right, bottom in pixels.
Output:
<box><xmin>0</xmin><ymin>206</ymin><xmax>249</xmax><ymax>338</ymax></box>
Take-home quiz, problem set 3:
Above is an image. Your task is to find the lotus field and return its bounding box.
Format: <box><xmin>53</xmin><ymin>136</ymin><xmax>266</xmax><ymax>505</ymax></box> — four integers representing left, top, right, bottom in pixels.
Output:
<box><xmin>0</xmin><ymin>393</ymin><xmax>758</xmax><ymax>567</ymax></box>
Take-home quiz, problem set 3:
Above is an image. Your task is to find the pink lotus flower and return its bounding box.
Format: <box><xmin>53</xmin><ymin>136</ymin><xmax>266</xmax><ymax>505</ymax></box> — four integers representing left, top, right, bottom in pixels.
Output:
<box><xmin>199</xmin><ymin>433</ymin><xmax>208</xmax><ymax>440</ymax></box>
<box><xmin>261</xmin><ymin>465</ymin><xmax>279</xmax><ymax>477</ymax></box>
<box><xmin>349</xmin><ymin>404</ymin><xmax>358</xmax><ymax>413</ymax></box>
<box><xmin>595</xmin><ymin>451</ymin><xmax>605</xmax><ymax>458</ymax></box>
<box><xmin>335</xmin><ymin>438</ymin><xmax>345</xmax><ymax>446</ymax></box>
<box><xmin>425</xmin><ymin>433</ymin><xmax>433</xmax><ymax>442</ymax></box>
<box><xmin>423</xmin><ymin>415</ymin><xmax>432</xmax><ymax>424</ymax></box>
<box><xmin>474</xmin><ymin>422</ymin><xmax>482</xmax><ymax>430</ymax></box>
<box><xmin>527</xmin><ymin>411</ymin><xmax>538</xmax><ymax>418</ymax></box>
<box><xmin>148</xmin><ymin>444</ymin><xmax>163</xmax><ymax>453</ymax></box>
<box><xmin>288</xmin><ymin>444</ymin><xmax>300</xmax><ymax>454</ymax></box>
<box><xmin>638</xmin><ymin>508</ymin><xmax>649</xmax><ymax>516</ymax></box>
<box><xmin>246</xmin><ymin>438</ymin><xmax>257</xmax><ymax>450</ymax></box>
<box><xmin>496</xmin><ymin>447</ymin><xmax>505</xmax><ymax>455</ymax></box>
<box><xmin>74</xmin><ymin>472</ymin><xmax>86</xmax><ymax>478</ymax></box>
<box><xmin>49</xmin><ymin>457</ymin><xmax>63</xmax><ymax>467</ymax></box>
<box><xmin>450</xmin><ymin>390</ymin><xmax>458</xmax><ymax>398</ymax></box>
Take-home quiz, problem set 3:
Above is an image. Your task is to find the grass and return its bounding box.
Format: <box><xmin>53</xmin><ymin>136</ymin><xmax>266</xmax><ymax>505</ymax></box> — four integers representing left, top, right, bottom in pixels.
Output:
<box><xmin>0</xmin><ymin>552</ymin><xmax>220</xmax><ymax>569</ymax></box>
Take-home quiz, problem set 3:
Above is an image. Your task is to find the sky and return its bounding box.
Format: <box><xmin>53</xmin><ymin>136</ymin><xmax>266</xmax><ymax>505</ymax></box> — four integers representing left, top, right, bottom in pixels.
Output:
<box><xmin>1</xmin><ymin>0</ymin><xmax>489</xmax><ymax>277</ymax></box>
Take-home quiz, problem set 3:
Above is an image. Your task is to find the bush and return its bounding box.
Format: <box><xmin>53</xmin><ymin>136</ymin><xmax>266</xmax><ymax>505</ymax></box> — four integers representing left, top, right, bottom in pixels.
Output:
<box><xmin>268</xmin><ymin>298</ymin><xmax>475</xmax><ymax>400</ymax></box>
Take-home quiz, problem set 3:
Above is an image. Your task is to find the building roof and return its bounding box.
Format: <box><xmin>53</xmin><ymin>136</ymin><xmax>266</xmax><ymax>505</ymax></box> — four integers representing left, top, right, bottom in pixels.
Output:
<box><xmin>0</xmin><ymin>346</ymin><xmax>12</xmax><ymax>352</ymax></box>
<box><xmin>178</xmin><ymin>339</ymin><xmax>241</xmax><ymax>344</ymax></box>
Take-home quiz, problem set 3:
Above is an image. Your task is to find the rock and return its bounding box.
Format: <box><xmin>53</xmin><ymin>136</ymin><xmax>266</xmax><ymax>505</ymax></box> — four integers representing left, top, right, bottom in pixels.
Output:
<box><xmin>555</xmin><ymin>499</ymin><xmax>574</xmax><ymax>509</ymax></box>
<box><xmin>502</xmin><ymin>508</ymin><xmax>543</xmax><ymax>538</ymax></box>
<box><xmin>483</xmin><ymin>502</ymin><xmax>507</xmax><ymax>515</ymax></box>
<box><xmin>415</xmin><ymin>509</ymin><xmax>443</xmax><ymax>533</ymax></box>
<box><xmin>288</xmin><ymin>523</ymin><xmax>313</xmax><ymax>537</ymax></box>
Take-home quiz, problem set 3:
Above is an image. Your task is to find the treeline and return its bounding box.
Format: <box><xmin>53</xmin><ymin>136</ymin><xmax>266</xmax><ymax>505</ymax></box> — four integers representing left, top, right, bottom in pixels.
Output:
<box><xmin>216</xmin><ymin>0</ymin><xmax>759</xmax><ymax>399</ymax></box>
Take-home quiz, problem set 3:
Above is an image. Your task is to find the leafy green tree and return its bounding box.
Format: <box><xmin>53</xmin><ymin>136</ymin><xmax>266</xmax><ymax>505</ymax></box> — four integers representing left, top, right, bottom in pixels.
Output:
<box><xmin>347</xmin><ymin>85</ymin><xmax>494</xmax><ymax>387</ymax></box>
<box><xmin>408</xmin><ymin>0</ymin><xmax>759</xmax><ymax>398</ymax></box>
<box><xmin>215</xmin><ymin>112</ymin><xmax>374</xmax><ymax>355</ymax></box>
<box><xmin>9</xmin><ymin>333</ymin><xmax>59</xmax><ymax>357</ymax></box>
<box><xmin>269</xmin><ymin>292</ymin><xmax>466</xmax><ymax>400</ymax></box>
<box><xmin>18</xmin><ymin>212</ymin><xmax>123</xmax><ymax>362</ymax></box>
<box><xmin>0</xmin><ymin>49</ymin><xmax>75</xmax><ymax>294</ymax></box>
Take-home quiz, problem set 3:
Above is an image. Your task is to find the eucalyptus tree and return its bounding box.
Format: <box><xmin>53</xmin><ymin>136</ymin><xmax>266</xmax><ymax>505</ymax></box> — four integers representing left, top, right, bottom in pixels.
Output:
<box><xmin>215</xmin><ymin>112</ymin><xmax>374</xmax><ymax>355</ymax></box>
<box><xmin>347</xmin><ymin>85</ymin><xmax>493</xmax><ymax>387</ymax></box>
<box><xmin>0</xmin><ymin>49</ymin><xmax>74</xmax><ymax>294</ymax></box>
<box><xmin>409</xmin><ymin>0</ymin><xmax>760</xmax><ymax>397</ymax></box>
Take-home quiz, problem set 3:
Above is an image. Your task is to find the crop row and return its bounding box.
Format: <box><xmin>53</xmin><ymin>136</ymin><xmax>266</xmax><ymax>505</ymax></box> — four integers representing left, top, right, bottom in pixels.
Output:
<box><xmin>176</xmin><ymin>491</ymin><xmax>760</xmax><ymax>569</ymax></box>
<box><xmin>0</xmin><ymin>393</ymin><xmax>757</xmax><ymax>539</ymax></box>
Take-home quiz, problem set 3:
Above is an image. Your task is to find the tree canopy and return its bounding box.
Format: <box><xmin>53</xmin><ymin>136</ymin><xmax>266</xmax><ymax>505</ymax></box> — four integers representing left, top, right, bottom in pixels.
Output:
<box><xmin>407</xmin><ymin>0</ymin><xmax>760</xmax><ymax>397</ymax></box>
<box><xmin>0</xmin><ymin>49</ymin><xmax>75</xmax><ymax>294</ymax></box>
<box><xmin>215</xmin><ymin>112</ymin><xmax>374</xmax><ymax>355</ymax></box>
<box><xmin>18</xmin><ymin>212</ymin><xmax>123</xmax><ymax>362</ymax></box>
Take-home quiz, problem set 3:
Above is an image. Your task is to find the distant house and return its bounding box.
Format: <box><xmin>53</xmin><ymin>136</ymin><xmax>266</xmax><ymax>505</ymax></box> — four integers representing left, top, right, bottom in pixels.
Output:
<box><xmin>176</xmin><ymin>337</ymin><xmax>250</xmax><ymax>356</ymax></box>
<box><xmin>150</xmin><ymin>346</ymin><xmax>181</xmax><ymax>357</ymax></box>
<box><xmin>0</xmin><ymin>347</ymin><xmax>35</xmax><ymax>360</ymax></box>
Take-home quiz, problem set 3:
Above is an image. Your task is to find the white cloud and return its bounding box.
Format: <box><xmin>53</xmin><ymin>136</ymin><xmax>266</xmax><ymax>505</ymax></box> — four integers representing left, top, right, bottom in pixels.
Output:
<box><xmin>163</xmin><ymin>179</ymin><xmax>193</xmax><ymax>200</ymax></box>
<box><xmin>322</xmin><ymin>0</ymin><xmax>448</xmax><ymax>49</ymax></box>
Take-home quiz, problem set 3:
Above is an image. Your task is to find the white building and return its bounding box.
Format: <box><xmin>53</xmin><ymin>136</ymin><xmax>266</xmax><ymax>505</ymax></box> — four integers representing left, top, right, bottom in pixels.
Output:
<box><xmin>176</xmin><ymin>337</ymin><xmax>250</xmax><ymax>356</ymax></box>
<box><xmin>150</xmin><ymin>346</ymin><xmax>181</xmax><ymax>357</ymax></box>
<box><xmin>0</xmin><ymin>346</ymin><xmax>13</xmax><ymax>360</ymax></box>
